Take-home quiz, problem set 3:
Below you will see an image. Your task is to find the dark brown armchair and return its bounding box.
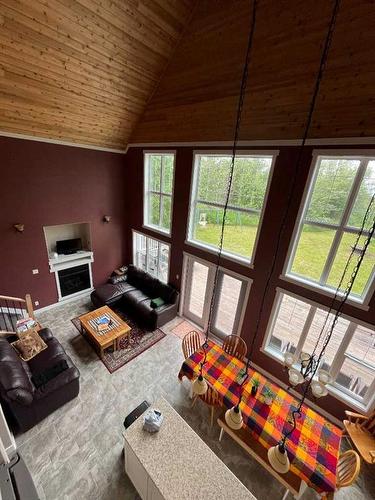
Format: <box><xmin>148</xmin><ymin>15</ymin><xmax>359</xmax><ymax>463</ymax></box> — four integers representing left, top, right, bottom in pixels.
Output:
<box><xmin>0</xmin><ymin>329</ymin><xmax>80</xmax><ymax>432</ymax></box>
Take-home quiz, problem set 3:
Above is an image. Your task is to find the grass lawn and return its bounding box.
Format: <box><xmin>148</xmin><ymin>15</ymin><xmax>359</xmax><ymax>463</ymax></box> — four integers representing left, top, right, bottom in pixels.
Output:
<box><xmin>195</xmin><ymin>224</ymin><xmax>373</xmax><ymax>296</ymax></box>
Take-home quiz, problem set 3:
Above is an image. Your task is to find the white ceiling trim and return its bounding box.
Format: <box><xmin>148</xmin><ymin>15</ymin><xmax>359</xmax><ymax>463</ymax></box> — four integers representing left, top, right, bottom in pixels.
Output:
<box><xmin>2</xmin><ymin>132</ymin><xmax>375</xmax><ymax>154</ymax></box>
<box><xmin>127</xmin><ymin>137</ymin><xmax>375</xmax><ymax>149</ymax></box>
<box><xmin>0</xmin><ymin>131</ymin><xmax>127</xmax><ymax>154</ymax></box>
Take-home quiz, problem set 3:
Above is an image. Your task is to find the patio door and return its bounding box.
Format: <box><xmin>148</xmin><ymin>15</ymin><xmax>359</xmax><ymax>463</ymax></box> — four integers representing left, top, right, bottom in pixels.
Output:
<box><xmin>182</xmin><ymin>254</ymin><xmax>250</xmax><ymax>339</ymax></box>
<box><xmin>182</xmin><ymin>257</ymin><xmax>214</xmax><ymax>328</ymax></box>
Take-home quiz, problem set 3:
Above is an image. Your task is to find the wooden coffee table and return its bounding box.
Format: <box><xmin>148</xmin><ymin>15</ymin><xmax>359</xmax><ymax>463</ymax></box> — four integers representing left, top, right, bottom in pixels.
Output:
<box><xmin>79</xmin><ymin>306</ymin><xmax>131</xmax><ymax>359</ymax></box>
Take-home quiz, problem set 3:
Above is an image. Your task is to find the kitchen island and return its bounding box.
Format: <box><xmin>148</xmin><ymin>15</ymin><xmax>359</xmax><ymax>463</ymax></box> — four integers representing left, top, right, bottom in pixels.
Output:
<box><xmin>123</xmin><ymin>397</ymin><xmax>256</xmax><ymax>500</ymax></box>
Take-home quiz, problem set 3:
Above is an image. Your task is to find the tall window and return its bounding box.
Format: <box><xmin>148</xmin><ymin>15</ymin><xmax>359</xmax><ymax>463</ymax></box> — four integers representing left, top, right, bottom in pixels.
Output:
<box><xmin>132</xmin><ymin>231</ymin><xmax>170</xmax><ymax>283</ymax></box>
<box><xmin>264</xmin><ymin>290</ymin><xmax>375</xmax><ymax>410</ymax></box>
<box><xmin>188</xmin><ymin>153</ymin><xmax>275</xmax><ymax>262</ymax></box>
<box><xmin>286</xmin><ymin>155</ymin><xmax>375</xmax><ymax>303</ymax></box>
<box><xmin>144</xmin><ymin>152</ymin><xmax>175</xmax><ymax>234</ymax></box>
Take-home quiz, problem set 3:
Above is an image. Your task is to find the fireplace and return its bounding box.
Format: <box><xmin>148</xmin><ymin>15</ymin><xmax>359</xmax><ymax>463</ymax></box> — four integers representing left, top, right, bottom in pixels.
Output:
<box><xmin>45</xmin><ymin>222</ymin><xmax>94</xmax><ymax>302</ymax></box>
<box><xmin>58</xmin><ymin>264</ymin><xmax>91</xmax><ymax>298</ymax></box>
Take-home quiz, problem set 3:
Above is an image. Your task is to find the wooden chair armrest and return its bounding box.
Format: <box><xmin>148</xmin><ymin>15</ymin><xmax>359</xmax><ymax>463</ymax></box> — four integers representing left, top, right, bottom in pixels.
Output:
<box><xmin>345</xmin><ymin>410</ymin><xmax>368</xmax><ymax>422</ymax></box>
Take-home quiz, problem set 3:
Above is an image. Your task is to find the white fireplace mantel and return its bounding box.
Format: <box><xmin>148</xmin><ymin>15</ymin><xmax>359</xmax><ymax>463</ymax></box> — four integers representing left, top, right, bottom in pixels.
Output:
<box><xmin>48</xmin><ymin>250</ymin><xmax>94</xmax><ymax>273</ymax></box>
<box><xmin>48</xmin><ymin>251</ymin><xmax>94</xmax><ymax>301</ymax></box>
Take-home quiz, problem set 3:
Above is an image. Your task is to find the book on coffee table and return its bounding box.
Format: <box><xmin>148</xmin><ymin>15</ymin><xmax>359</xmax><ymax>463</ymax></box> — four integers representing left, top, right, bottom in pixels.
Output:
<box><xmin>96</xmin><ymin>315</ymin><xmax>111</xmax><ymax>332</ymax></box>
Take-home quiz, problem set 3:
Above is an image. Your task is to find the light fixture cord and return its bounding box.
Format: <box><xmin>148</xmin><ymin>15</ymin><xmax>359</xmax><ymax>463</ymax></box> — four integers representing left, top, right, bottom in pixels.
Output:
<box><xmin>310</xmin><ymin>194</ymin><xmax>374</xmax><ymax>359</ymax></box>
<box><xmin>241</xmin><ymin>0</ymin><xmax>341</xmax><ymax>388</ymax></box>
<box><xmin>236</xmin><ymin>0</ymin><xmax>342</xmax><ymax>408</ymax></box>
<box><xmin>281</xmin><ymin>204</ymin><xmax>375</xmax><ymax>447</ymax></box>
<box><xmin>199</xmin><ymin>0</ymin><xmax>258</xmax><ymax>377</ymax></box>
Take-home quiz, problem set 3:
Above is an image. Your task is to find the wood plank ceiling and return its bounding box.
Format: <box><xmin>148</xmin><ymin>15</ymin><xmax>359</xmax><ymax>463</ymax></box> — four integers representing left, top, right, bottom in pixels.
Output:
<box><xmin>131</xmin><ymin>0</ymin><xmax>375</xmax><ymax>143</ymax></box>
<box><xmin>0</xmin><ymin>0</ymin><xmax>196</xmax><ymax>150</ymax></box>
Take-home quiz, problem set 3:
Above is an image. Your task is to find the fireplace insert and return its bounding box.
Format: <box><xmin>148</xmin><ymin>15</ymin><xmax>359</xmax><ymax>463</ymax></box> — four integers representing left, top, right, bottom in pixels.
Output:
<box><xmin>58</xmin><ymin>264</ymin><xmax>90</xmax><ymax>297</ymax></box>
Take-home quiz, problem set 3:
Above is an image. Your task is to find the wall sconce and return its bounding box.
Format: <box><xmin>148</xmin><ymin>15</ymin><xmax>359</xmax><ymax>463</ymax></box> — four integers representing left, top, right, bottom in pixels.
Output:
<box><xmin>103</xmin><ymin>215</ymin><xmax>111</xmax><ymax>223</ymax></box>
<box><xmin>14</xmin><ymin>224</ymin><xmax>25</xmax><ymax>233</ymax></box>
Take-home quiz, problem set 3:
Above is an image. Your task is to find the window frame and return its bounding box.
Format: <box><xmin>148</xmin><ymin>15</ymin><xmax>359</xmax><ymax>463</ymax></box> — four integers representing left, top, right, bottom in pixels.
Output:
<box><xmin>186</xmin><ymin>150</ymin><xmax>278</xmax><ymax>266</ymax></box>
<box><xmin>132</xmin><ymin>229</ymin><xmax>171</xmax><ymax>284</ymax></box>
<box><xmin>261</xmin><ymin>287</ymin><xmax>375</xmax><ymax>414</ymax></box>
<box><xmin>282</xmin><ymin>150</ymin><xmax>375</xmax><ymax>308</ymax></box>
<box><xmin>143</xmin><ymin>150</ymin><xmax>176</xmax><ymax>236</ymax></box>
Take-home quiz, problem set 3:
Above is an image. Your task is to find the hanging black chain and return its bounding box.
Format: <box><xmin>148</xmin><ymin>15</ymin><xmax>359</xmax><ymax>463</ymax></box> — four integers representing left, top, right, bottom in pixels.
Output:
<box><xmin>310</xmin><ymin>193</ymin><xmax>375</xmax><ymax>360</ymax></box>
<box><xmin>234</xmin><ymin>0</ymin><xmax>341</xmax><ymax>405</ymax></box>
<box><xmin>245</xmin><ymin>0</ymin><xmax>341</xmax><ymax>369</ymax></box>
<box><xmin>282</xmin><ymin>203</ymin><xmax>375</xmax><ymax>446</ymax></box>
<box><xmin>205</xmin><ymin>0</ymin><xmax>258</xmax><ymax>340</ymax></box>
<box><xmin>198</xmin><ymin>0</ymin><xmax>258</xmax><ymax>378</ymax></box>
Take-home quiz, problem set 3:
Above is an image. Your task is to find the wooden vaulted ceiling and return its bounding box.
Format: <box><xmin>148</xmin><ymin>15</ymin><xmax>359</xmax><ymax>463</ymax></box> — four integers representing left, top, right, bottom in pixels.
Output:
<box><xmin>0</xmin><ymin>0</ymin><xmax>196</xmax><ymax>150</ymax></box>
<box><xmin>131</xmin><ymin>0</ymin><xmax>375</xmax><ymax>143</ymax></box>
<box><xmin>1</xmin><ymin>1</ymin><xmax>375</xmax><ymax>150</ymax></box>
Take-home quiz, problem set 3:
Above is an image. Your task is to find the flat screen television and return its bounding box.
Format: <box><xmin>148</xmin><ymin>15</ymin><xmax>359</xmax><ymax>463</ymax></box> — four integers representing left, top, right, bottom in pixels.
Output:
<box><xmin>56</xmin><ymin>238</ymin><xmax>82</xmax><ymax>255</ymax></box>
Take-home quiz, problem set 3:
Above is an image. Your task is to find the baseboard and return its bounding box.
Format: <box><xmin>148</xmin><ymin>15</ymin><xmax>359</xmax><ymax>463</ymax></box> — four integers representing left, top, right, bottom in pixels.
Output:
<box><xmin>35</xmin><ymin>289</ymin><xmax>93</xmax><ymax>315</ymax></box>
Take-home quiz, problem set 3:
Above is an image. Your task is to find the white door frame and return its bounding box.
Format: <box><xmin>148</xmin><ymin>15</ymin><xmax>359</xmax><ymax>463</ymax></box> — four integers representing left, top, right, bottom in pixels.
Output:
<box><xmin>180</xmin><ymin>252</ymin><xmax>252</xmax><ymax>338</ymax></box>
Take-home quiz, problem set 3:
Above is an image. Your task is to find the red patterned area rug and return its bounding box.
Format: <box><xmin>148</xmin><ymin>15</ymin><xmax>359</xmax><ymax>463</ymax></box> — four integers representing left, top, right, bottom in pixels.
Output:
<box><xmin>71</xmin><ymin>312</ymin><xmax>166</xmax><ymax>373</ymax></box>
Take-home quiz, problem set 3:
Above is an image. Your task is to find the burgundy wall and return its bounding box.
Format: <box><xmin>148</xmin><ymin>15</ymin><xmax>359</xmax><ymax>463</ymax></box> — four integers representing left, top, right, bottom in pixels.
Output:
<box><xmin>0</xmin><ymin>137</ymin><xmax>126</xmax><ymax>308</ymax></box>
<box><xmin>125</xmin><ymin>145</ymin><xmax>375</xmax><ymax>421</ymax></box>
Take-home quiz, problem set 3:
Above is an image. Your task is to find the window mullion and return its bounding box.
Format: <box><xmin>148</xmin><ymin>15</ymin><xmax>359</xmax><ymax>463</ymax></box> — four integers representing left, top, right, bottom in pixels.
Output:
<box><xmin>159</xmin><ymin>156</ymin><xmax>164</xmax><ymax>227</ymax></box>
<box><xmin>342</xmin><ymin>159</ymin><xmax>369</xmax><ymax>228</ymax></box>
<box><xmin>330</xmin><ymin>323</ymin><xmax>356</xmax><ymax>379</ymax></box>
<box><xmin>192</xmin><ymin>159</ymin><xmax>201</xmax><ymax>238</ymax></box>
<box><xmin>157</xmin><ymin>241</ymin><xmax>161</xmax><ymax>280</ymax></box>
<box><xmin>320</xmin><ymin>160</ymin><xmax>368</xmax><ymax>284</ymax></box>
<box><xmin>195</xmin><ymin>198</ymin><xmax>261</xmax><ymax>215</ymax></box>
<box><xmin>303</xmin><ymin>220</ymin><xmax>338</xmax><ymax>231</ymax></box>
<box><xmin>295</xmin><ymin>306</ymin><xmax>316</xmax><ymax>358</ymax></box>
<box><xmin>320</xmin><ymin>231</ymin><xmax>343</xmax><ymax>284</ymax></box>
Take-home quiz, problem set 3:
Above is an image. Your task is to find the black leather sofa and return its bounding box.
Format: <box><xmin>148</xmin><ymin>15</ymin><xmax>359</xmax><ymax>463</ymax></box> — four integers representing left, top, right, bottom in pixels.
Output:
<box><xmin>0</xmin><ymin>329</ymin><xmax>80</xmax><ymax>432</ymax></box>
<box><xmin>91</xmin><ymin>265</ymin><xmax>179</xmax><ymax>330</ymax></box>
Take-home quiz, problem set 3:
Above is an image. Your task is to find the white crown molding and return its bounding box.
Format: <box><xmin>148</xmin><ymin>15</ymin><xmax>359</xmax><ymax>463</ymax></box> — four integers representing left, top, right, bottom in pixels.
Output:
<box><xmin>0</xmin><ymin>131</ymin><xmax>126</xmax><ymax>154</ymax></box>
<box><xmin>127</xmin><ymin>137</ymin><xmax>375</xmax><ymax>149</ymax></box>
<box><xmin>3</xmin><ymin>132</ymin><xmax>375</xmax><ymax>154</ymax></box>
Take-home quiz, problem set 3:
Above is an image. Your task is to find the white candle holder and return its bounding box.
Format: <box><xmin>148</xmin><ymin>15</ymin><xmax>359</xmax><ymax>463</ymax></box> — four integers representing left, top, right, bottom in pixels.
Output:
<box><xmin>288</xmin><ymin>368</ymin><xmax>304</xmax><ymax>387</ymax></box>
<box><xmin>318</xmin><ymin>369</ymin><xmax>332</xmax><ymax>385</ymax></box>
<box><xmin>283</xmin><ymin>352</ymin><xmax>295</xmax><ymax>367</ymax></box>
<box><xmin>311</xmin><ymin>381</ymin><xmax>328</xmax><ymax>398</ymax></box>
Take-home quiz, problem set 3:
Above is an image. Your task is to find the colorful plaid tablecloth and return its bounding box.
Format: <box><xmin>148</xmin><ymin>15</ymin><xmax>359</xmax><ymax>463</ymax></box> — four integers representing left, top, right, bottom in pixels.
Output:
<box><xmin>178</xmin><ymin>340</ymin><xmax>342</xmax><ymax>494</ymax></box>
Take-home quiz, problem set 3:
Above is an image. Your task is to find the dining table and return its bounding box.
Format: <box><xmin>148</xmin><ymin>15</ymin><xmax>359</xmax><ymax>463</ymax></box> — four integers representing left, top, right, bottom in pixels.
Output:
<box><xmin>178</xmin><ymin>340</ymin><xmax>342</xmax><ymax>496</ymax></box>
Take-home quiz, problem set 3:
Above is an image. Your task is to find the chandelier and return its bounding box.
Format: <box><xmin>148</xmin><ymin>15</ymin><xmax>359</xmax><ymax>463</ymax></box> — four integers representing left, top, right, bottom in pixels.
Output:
<box><xmin>189</xmin><ymin>0</ymin><xmax>374</xmax><ymax>478</ymax></box>
<box><xmin>284</xmin><ymin>351</ymin><xmax>331</xmax><ymax>398</ymax></box>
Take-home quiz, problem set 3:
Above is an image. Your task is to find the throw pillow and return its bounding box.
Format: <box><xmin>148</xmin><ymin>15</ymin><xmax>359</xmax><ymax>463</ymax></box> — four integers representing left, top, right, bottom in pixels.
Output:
<box><xmin>11</xmin><ymin>330</ymin><xmax>47</xmax><ymax>362</ymax></box>
<box><xmin>151</xmin><ymin>297</ymin><xmax>165</xmax><ymax>309</ymax></box>
<box><xmin>32</xmin><ymin>360</ymin><xmax>69</xmax><ymax>388</ymax></box>
<box><xmin>109</xmin><ymin>274</ymin><xmax>127</xmax><ymax>285</ymax></box>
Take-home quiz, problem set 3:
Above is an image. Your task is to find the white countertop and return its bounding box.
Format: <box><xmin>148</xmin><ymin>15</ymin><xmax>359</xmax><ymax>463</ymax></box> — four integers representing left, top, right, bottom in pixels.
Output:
<box><xmin>123</xmin><ymin>397</ymin><xmax>256</xmax><ymax>500</ymax></box>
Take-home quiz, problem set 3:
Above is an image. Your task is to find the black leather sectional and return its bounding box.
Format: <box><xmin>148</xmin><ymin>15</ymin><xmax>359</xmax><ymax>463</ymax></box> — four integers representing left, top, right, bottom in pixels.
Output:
<box><xmin>90</xmin><ymin>265</ymin><xmax>179</xmax><ymax>330</ymax></box>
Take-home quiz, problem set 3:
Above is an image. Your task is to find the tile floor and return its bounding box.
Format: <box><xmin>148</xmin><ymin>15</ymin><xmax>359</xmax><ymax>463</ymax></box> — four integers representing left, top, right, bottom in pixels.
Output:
<box><xmin>12</xmin><ymin>297</ymin><xmax>375</xmax><ymax>500</ymax></box>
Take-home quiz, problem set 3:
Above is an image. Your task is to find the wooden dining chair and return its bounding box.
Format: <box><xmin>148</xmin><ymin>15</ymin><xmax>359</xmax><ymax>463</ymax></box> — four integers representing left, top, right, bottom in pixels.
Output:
<box><xmin>343</xmin><ymin>410</ymin><xmax>375</xmax><ymax>464</ymax></box>
<box><xmin>182</xmin><ymin>330</ymin><xmax>201</xmax><ymax>359</ymax></box>
<box><xmin>192</xmin><ymin>385</ymin><xmax>222</xmax><ymax>428</ymax></box>
<box><xmin>222</xmin><ymin>334</ymin><xmax>247</xmax><ymax>361</ymax></box>
<box><xmin>321</xmin><ymin>450</ymin><xmax>361</xmax><ymax>499</ymax></box>
<box><xmin>336</xmin><ymin>450</ymin><xmax>361</xmax><ymax>488</ymax></box>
